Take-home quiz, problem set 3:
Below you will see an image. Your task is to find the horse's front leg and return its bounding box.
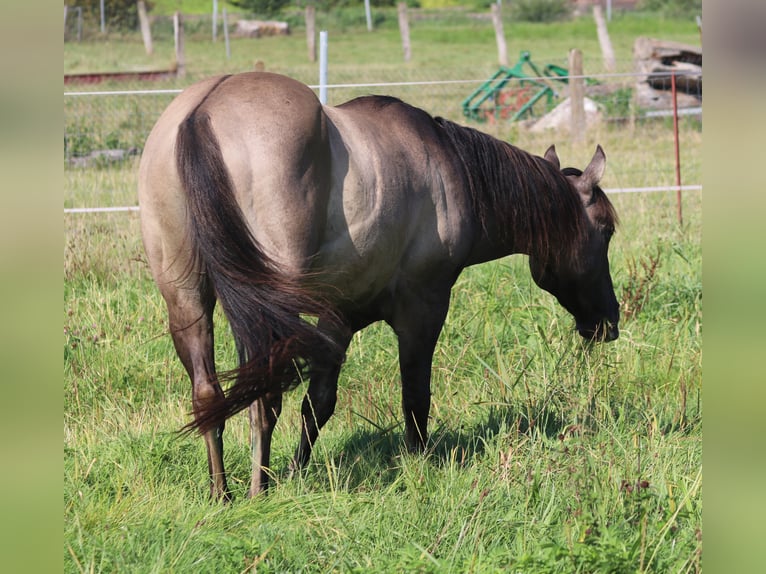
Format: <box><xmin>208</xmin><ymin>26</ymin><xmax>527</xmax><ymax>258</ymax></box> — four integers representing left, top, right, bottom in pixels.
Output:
<box><xmin>248</xmin><ymin>391</ymin><xmax>283</xmax><ymax>497</ymax></box>
<box><xmin>390</xmin><ymin>290</ymin><xmax>451</xmax><ymax>453</ymax></box>
<box><xmin>290</xmin><ymin>362</ymin><xmax>343</xmax><ymax>472</ymax></box>
<box><xmin>291</xmin><ymin>321</ymin><xmax>351</xmax><ymax>472</ymax></box>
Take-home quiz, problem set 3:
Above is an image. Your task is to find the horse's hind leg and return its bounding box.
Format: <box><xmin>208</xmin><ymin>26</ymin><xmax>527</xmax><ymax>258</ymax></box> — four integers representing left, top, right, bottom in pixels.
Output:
<box><xmin>248</xmin><ymin>391</ymin><xmax>282</xmax><ymax>497</ymax></box>
<box><xmin>163</xmin><ymin>280</ymin><xmax>230</xmax><ymax>501</ymax></box>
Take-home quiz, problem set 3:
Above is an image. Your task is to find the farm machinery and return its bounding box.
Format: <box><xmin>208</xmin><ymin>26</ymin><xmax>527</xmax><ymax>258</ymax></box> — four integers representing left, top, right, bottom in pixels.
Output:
<box><xmin>462</xmin><ymin>51</ymin><xmax>573</xmax><ymax>123</ymax></box>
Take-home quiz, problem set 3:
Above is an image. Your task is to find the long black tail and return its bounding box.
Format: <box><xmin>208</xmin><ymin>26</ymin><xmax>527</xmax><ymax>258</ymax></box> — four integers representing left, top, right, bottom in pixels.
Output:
<box><xmin>175</xmin><ymin>104</ymin><xmax>342</xmax><ymax>433</ymax></box>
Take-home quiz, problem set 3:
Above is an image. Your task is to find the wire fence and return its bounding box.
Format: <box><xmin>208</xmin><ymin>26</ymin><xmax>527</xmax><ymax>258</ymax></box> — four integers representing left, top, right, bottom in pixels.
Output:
<box><xmin>64</xmin><ymin>9</ymin><xmax>703</xmax><ymax>220</ymax></box>
<box><xmin>64</xmin><ymin>70</ymin><xmax>701</xmax><ymax>162</ymax></box>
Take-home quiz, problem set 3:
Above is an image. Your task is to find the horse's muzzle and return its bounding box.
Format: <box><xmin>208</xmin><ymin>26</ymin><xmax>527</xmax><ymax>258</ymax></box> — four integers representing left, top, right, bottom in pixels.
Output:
<box><xmin>577</xmin><ymin>320</ymin><xmax>619</xmax><ymax>342</ymax></box>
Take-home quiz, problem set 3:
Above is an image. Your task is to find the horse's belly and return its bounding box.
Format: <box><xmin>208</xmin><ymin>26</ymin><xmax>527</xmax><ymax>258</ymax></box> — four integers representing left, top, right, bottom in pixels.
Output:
<box><xmin>314</xmin><ymin>227</ymin><xmax>405</xmax><ymax>304</ymax></box>
<box><xmin>313</xmin><ymin>211</ymin><xmax>459</xmax><ymax>311</ymax></box>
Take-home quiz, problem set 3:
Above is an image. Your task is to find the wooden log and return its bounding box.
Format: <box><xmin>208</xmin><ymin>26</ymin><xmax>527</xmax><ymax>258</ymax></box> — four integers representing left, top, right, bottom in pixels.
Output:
<box><xmin>174</xmin><ymin>12</ymin><xmax>185</xmax><ymax>78</ymax></box>
<box><xmin>491</xmin><ymin>4</ymin><xmax>508</xmax><ymax>67</ymax></box>
<box><xmin>365</xmin><ymin>0</ymin><xmax>373</xmax><ymax>32</ymax></box>
<box><xmin>223</xmin><ymin>7</ymin><xmax>230</xmax><ymax>59</ymax></box>
<box><xmin>398</xmin><ymin>3</ymin><xmax>411</xmax><ymax>62</ymax></box>
<box><xmin>137</xmin><ymin>1</ymin><xmax>153</xmax><ymax>55</ymax></box>
<box><xmin>235</xmin><ymin>20</ymin><xmax>290</xmax><ymax>38</ymax></box>
<box><xmin>212</xmin><ymin>0</ymin><xmax>218</xmax><ymax>42</ymax></box>
<box><xmin>306</xmin><ymin>6</ymin><xmax>316</xmax><ymax>62</ymax></box>
<box><xmin>593</xmin><ymin>4</ymin><xmax>616</xmax><ymax>73</ymax></box>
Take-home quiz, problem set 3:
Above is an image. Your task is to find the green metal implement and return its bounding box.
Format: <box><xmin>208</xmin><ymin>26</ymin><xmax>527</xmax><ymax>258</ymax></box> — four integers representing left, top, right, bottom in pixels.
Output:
<box><xmin>462</xmin><ymin>51</ymin><xmax>568</xmax><ymax>122</ymax></box>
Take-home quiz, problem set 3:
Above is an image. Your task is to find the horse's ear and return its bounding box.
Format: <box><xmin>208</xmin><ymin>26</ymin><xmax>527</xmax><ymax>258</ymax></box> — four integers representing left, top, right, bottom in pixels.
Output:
<box><xmin>581</xmin><ymin>145</ymin><xmax>606</xmax><ymax>188</ymax></box>
<box><xmin>572</xmin><ymin>145</ymin><xmax>606</xmax><ymax>201</ymax></box>
<box><xmin>543</xmin><ymin>145</ymin><xmax>560</xmax><ymax>170</ymax></box>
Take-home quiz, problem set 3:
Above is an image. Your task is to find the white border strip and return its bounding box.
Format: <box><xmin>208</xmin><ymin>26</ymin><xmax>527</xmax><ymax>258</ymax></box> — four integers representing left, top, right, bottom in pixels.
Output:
<box><xmin>64</xmin><ymin>186</ymin><xmax>701</xmax><ymax>214</ymax></box>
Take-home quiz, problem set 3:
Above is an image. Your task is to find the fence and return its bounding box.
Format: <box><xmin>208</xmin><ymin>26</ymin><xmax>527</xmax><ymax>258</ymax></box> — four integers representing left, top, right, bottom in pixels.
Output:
<box><xmin>64</xmin><ymin>70</ymin><xmax>701</xmax><ymax>205</ymax></box>
<box><xmin>64</xmin><ymin>72</ymin><xmax>701</xmax><ymax>154</ymax></box>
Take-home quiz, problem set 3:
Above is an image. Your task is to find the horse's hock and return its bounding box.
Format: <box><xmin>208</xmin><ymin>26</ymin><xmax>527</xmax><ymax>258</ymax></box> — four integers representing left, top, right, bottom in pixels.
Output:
<box><xmin>633</xmin><ymin>37</ymin><xmax>702</xmax><ymax>110</ymax></box>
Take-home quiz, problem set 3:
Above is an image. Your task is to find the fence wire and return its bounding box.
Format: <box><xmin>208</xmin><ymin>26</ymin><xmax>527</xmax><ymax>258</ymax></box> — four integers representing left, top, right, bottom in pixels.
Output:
<box><xmin>64</xmin><ymin>71</ymin><xmax>700</xmax><ymax>159</ymax></box>
<box><xmin>64</xmin><ymin>55</ymin><xmax>701</xmax><ymax>220</ymax></box>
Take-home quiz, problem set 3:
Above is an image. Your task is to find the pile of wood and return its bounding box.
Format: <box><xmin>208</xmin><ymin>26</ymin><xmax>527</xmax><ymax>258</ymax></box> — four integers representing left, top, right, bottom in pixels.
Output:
<box><xmin>234</xmin><ymin>20</ymin><xmax>290</xmax><ymax>38</ymax></box>
<box><xmin>633</xmin><ymin>37</ymin><xmax>702</xmax><ymax>110</ymax></box>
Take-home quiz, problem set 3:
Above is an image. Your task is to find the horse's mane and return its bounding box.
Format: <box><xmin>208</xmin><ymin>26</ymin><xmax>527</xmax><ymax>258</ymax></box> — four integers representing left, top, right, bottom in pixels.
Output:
<box><xmin>435</xmin><ymin>117</ymin><xmax>593</xmax><ymax>265</ymax></box>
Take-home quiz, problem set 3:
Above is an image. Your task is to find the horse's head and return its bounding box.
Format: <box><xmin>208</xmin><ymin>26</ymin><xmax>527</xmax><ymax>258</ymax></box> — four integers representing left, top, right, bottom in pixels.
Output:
<box><xmin>529</xmin><ymin>145</ymin><xmax>619</xmax><ymax>342</ymax></box>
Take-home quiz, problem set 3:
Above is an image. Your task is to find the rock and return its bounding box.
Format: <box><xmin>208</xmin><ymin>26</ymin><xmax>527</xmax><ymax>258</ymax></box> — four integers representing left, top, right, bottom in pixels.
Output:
<box><xmin>528</xmin><ymin>97</ymin><xmax>602</xmax><ymax>133</ymax></box>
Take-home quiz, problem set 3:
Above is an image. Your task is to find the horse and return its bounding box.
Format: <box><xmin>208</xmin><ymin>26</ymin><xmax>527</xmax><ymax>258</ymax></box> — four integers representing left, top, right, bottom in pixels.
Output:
<box><xmin>138</xmin><ymin>72</ymin><xmax>619</xmax><ymax>501</ymax></box>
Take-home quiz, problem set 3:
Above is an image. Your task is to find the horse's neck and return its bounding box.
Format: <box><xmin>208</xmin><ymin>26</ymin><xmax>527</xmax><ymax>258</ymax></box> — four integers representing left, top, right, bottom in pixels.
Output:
<box><xmin>460</xmin><ymin>141</ymin><xmax>540</xmax><ymax>266</ymax></box>
<box><xmin>463</xmin><ymin>219</ymin><xmax>521</xmax><ymax>266</ymax></box>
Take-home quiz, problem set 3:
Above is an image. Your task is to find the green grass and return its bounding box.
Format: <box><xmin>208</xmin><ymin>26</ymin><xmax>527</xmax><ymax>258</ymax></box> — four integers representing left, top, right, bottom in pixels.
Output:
<box><xmin>64</xmin><ymin>6</ymin><xmax>701</xmax><ymax>79</ymax></box>
<box><xmin>64</xmin><ymin>10</ymin><xmax>701</xmax><ymax>573</ymax></box>
<box><xmin>64</xmin><ymin>162</ymin><xmax>701</xmax><ymax>573</ymax></box>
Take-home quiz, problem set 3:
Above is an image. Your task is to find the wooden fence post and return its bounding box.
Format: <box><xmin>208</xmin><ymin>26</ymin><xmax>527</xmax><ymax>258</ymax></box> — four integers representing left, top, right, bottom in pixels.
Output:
<box><xmin>569</xmin><ymin>48</ymin><xmax>585</xmax><ymax>142</ymax></box>
<box><xmin>593</xmin><ymin>4</ymin><xmax>616</xmax><ymax>73</ymax></box>
<box><xmin>306</xmin><ymin>5</ymin><xmax>316</xmax><ymax>62</ymax></box>
<box><xmin>398</xmin><ymin>3</ymin><xmax>411</xmax><ymax>62</ymax></box>
<box><xmin>365</xmin><ymin>0</ymin><xmax>373</xmax><ymax>31</ymax></box>
<box><xmin>174</xmin><ymin>12</ymin><xmax>185</xmax><ymax>78</ymax></box>
<box><xmin>223</xmin><ymin>7</ymin><xmax>231</xmax><ymax>60</ymax></box>
<box><xmin>212</xmin><ymin>0</ymin><xmax>218</xmax><ymax>42</ymax></box>
<box><xmin>491</xmin><ymin>4</ymin><xmax>508</xmax><ymax>67</ymax></box>
<box><xmin>137</xmin><ymin>1</ymin><xmax>153</xmax><ymax>55</ymax></box>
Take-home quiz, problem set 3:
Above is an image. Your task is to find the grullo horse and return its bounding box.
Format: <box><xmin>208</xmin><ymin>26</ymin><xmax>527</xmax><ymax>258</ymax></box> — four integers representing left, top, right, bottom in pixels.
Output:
<box><xmin>138</xmin><ymin>72</ymin><xmax>619</xmax><ymax>500</ymax></box>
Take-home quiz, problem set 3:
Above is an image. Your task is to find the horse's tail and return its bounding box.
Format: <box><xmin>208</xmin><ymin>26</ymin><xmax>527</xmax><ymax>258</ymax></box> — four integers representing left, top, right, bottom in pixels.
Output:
<box><xmin>175</xmin><ymin>105</ymin><xmax>342</xmax><ymax>434</ymax></box>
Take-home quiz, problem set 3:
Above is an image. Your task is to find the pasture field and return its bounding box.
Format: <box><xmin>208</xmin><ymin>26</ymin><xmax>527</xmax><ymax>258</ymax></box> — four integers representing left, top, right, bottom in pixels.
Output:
<box><xmin>63</xmin><ymin>7</ymin><xmax>700</xmax><ymax>80</ymax></box>
<box><xmin>64</xmin><ymin>9</ymin><xmax>702</xmax><ymax>573</ymax></box>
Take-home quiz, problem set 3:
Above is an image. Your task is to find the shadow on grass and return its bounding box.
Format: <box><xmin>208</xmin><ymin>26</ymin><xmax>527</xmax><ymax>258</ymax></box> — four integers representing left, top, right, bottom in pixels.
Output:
<box><xmin>287</xmin><ymin>403</ymin><xmax>571</xmax><ymax>493</ymax></box>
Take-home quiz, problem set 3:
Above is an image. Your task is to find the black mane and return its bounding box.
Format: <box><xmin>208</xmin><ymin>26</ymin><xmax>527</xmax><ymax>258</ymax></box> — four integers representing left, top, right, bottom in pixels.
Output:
<box><xmin>435</xmin><ymin>117</ymin><xmax>590</xmax><ymax>265</ymax></box>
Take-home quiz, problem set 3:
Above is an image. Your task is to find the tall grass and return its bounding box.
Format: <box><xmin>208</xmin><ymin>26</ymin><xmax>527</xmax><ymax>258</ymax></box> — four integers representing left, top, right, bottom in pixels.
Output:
<box><xmin>65</xmin><ymin>10</ymin><xmax>701</xmax><ymax>573</ymax></box>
